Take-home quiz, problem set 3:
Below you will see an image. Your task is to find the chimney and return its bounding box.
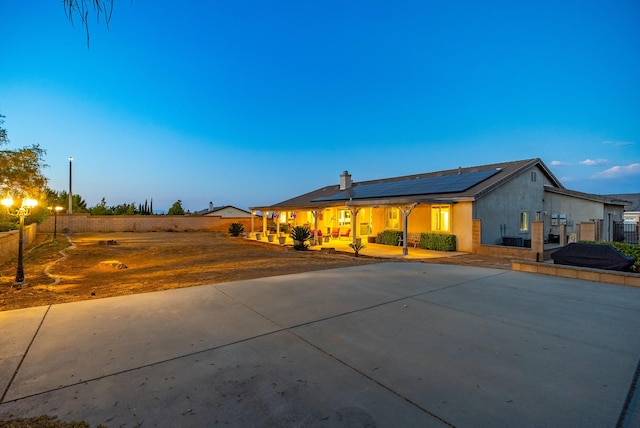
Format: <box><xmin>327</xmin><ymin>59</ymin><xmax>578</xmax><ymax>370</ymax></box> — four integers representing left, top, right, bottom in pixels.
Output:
<box><xmin>209</xmin><ymin>201</ymin><xmax>214</xmax><ymax>211</ymax></box>
<box><xmin>340</xmin><ymin>170</ymin><xmax>352</xmax><ymax>190</ymax></box>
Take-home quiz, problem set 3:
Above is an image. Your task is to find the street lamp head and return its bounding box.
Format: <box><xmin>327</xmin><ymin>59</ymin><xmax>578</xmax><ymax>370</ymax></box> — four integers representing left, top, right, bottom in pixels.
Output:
<box><xmin>54</xmin><ymin>206</ymin><xmax>64</xmax><ymax>212</ymax></box>
<box><xmin>1</xmin><ymin>196</ymin><xmax>13</xmax><ymax>207</ymax></box>
<box><xmin>23</xmin><ymin>198</ymin><xmax>38</xmax><ymax>208</ymax></box>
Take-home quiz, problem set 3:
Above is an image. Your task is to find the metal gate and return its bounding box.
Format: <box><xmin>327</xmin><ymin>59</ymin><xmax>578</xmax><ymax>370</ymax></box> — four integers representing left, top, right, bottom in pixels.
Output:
<box><xmin>613</xmin><ymin>221</ymin><xmax>639</xmax><ymax>244</ymax></box>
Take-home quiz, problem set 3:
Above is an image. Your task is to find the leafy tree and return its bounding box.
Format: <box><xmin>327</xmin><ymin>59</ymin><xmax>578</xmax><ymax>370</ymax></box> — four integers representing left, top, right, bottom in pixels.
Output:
<box><xmin>46</xmin><ymin>189</ymin><xmax>88</xmax><ymax>213</ymax></box>
<box><xmin>0</xmin><ymin>115</ymin><xmax>48</xmax><ymax>204</ymax></box>
<box><xmin>88</xmin><ymin>197</ymin><xmax>110</xmax><ymax>215</ymax></box>
<box><xmin>167</xmin><ymin>200</ymin><xmax>185</xmax><ymax>216</ymax></box>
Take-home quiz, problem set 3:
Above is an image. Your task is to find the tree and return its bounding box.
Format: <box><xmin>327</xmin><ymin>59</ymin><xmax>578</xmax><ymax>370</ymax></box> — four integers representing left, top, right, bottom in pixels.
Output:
<box><xmin>46</xmin><ymin>189</ymin><xmax>88</xmax><ymax>213</ymax></box>
<box><xmin>88</xmin><ymin>197</ymin><xmax>110</xmax><ymax>215</ymax></box>
<box><xmin>0</xmin><ymin>115</ymin><xmax>48</xmax><ymax>202</ymax></box>
<box><xmin>64</xmin><ymin>0</ymin><xmax>115</xmax><ymax>47</ymax></box>
<box><xmin>167</xmin><ymin>200</ymin><xmax>185</xmax><ymax>216</ymax></box>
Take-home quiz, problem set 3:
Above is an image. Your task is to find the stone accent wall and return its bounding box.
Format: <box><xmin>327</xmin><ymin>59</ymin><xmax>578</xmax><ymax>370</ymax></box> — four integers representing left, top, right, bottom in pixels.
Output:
<box><xmin>0</xmin><ymin>224</ymin><xmax>38</xmax><ymax>265</ymax></box>
<box><xmin>38</xmin><ymin>214</ymin><xmax>255</xmax><ymax>234</ymax></box>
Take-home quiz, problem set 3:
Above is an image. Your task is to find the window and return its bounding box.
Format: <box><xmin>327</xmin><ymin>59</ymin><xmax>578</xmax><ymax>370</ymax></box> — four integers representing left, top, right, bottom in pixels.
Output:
<box><xmin>385</xmin><ymin>207</ymin><xmax>399</xmax><ymax>229</ymax></box>
<box><xmin>535</xmin><ymin>211</ymin><xmax>541</xmax><ymax>222</ymax></box>
<box><xmin>431</xmin><ymin>206</ymin><xmax>450</xmax><ymax>232</ymax></box>
<box><xmin>338</xmin><ymin>209</ymin><xmax>351</xmax><ymax>226</ymax></box>
<box><xmin>531</xmin><ymin>171</ymin><xmax>537</xmax><ymax>182</ymax></box>
<box><xmin>519</xmin><ymin>211</ymin><xmax>529</xmax><ymax>232</ymax></box>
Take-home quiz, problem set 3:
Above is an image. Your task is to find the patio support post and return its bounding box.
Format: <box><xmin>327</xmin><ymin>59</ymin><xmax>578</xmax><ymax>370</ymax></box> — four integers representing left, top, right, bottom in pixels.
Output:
<box><xmin>262</xmin><ymin>214</ymin><xmax>267</xmax><ymax>237</ymax></box>
<box><xmin>399</xmin><ymin>204</ymin><xmax>417</xmax><ymax>256</ymax></box>
<box><xmin>311</xmin><ymin>210</ymin><xmax>320</xmax><ymax>245</ymax></box>
<box><xmin>250</xmin><ymin>211</ymin><xmax>255</xmax><ymax>233</ymax></box>
<box><xmin>349</xmin><ymin>207</ymin><xmax>361</xmax><ymax>246</ymax></box>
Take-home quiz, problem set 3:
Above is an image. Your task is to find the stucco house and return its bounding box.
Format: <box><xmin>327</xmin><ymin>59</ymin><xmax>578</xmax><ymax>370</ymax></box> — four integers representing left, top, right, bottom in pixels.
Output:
<box><xmin>196</xmin><ymin>202</ymin><xmax>252</xmax><ymax>218</ymax></box>
<box><xmin>251</xmin><ymin>158</ymin><xmax>627</xmax><ymax>256</ymax></box>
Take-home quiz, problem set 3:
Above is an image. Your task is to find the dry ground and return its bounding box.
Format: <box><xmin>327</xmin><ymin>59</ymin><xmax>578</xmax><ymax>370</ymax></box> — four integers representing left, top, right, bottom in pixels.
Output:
<box><xmin>0</xmin><ymin>232</ymin><xmax>510</xmax><ymax>312</ymax></box>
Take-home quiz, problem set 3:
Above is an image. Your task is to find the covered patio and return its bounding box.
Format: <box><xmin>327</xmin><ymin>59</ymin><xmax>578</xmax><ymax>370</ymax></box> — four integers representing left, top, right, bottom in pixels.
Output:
<box><xmin>245</xmin><ymin>232</ymin><xmax>466</xmax><ymax>261</ymax></box>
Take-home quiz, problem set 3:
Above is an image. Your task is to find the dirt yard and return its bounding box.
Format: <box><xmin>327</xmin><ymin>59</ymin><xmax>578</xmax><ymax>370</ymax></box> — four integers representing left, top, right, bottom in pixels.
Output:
<box><xmin>0</xmin><ymin>232</ymin><xmax>510</xmax><ymax>312</ymax></box>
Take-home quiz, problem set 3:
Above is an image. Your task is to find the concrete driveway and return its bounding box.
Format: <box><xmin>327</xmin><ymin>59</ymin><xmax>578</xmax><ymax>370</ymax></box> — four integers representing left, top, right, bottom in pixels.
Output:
<box><xmin>1</xmin><ymin>262</ymin><xmax>639</xmax><ymax>427</ymax></box>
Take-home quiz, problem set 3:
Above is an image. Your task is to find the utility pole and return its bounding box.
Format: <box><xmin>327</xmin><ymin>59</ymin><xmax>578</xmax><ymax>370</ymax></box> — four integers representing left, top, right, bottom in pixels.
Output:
<box><xmin>68</xmin><ymin>156</ymin><xmax>73</xmax><ymax>214</ymax></box>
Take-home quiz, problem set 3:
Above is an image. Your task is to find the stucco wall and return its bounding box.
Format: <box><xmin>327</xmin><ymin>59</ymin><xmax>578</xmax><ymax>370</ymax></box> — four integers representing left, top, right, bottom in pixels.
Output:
<box><xmin>0</xmin><ymin>224</ymin><xmax>38</xmax><ymax>265</ymax></box>
<box><xmin>453</xmin><ymin>201</ymin><xmax>473</xmax><ymax>252</ymax></box>
<box><xmin>38</xmin><ymin>214</ymin><xmax>254</xmax><ymax>234</ymax></box>
<box><xmin>474</xmin><ymin>166</ymin><xmax>545</xmax><ymax>245</ymax></box>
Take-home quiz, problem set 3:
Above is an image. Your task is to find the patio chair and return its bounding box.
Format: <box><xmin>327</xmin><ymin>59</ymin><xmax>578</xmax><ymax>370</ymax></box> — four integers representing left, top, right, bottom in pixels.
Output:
<box><xmin>339</xmin><ymin>228</ymin><xmax>351</xmax><ymax>239</ymax></box>
<box><xmin>331</xmin><ymin>227</ymin><xmax>340</xmax><ymax>239</ymax></box>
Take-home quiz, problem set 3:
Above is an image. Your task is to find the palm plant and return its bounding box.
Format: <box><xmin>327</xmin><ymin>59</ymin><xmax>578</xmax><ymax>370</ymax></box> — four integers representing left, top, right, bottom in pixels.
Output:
<box><xmin>349</xmin><ymin>241</ymin><xmax>366</xmax><ymax>257</ymax></box>
<box><xmin>228</xmin><ymin>222</ymin><xmax>245</xmax><ymax>237</ymax></box>
<box><xmin>290</xmin><ymin>226</ymin><xmax>311</xmax><ymax>250</ymax></box>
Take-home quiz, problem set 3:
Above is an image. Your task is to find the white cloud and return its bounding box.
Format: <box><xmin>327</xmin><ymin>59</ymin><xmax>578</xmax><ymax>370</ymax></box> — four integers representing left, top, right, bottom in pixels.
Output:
<box><xmin>592</xmin><ymin>163</ymin><xmax>640</xmax><ymax>179</ymax></box>
<box><xmin>603</xmin><ymin>140</ymin><xmax>635</xmax><ymax>147</ymax></box>
<box><xmin>550</xmin><ymin>160</ymin><xmax>570</xmax><ymax>166</ymax></box>
<box><xmin>580</xmin><ymin>158</ymin><xmax>608</xmax><ymax>166</ymax></box>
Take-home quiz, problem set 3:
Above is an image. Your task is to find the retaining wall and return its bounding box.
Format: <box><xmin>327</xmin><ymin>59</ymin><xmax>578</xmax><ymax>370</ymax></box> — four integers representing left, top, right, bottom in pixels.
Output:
<box><xmin>0</xmin><ymin>224</ymin><xmax>38</xmax><ymax>265</ymax></box>
<box><xmin>512</xmin><ymin>260</ymin><xmax>640</xmax><ymax>287</ymax></box>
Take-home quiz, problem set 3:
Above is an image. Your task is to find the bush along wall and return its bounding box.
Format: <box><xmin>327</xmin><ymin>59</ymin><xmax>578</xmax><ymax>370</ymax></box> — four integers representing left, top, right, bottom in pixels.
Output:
<box><xmin>376</xmin><ymin>230</ymin><xmax>403</xmax><ymax>246</ymax></box>
<box><xmin>420</xmin><ymin>233</ymin><xmax>457</xmax><ymax>251</ymax></box>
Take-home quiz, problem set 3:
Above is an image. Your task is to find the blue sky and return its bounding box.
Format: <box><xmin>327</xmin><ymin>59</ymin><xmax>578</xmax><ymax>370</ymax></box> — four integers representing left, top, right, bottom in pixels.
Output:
<box><xmin>1</xmin><ymin>1</ymin><xmax>638</xmax><ymax>212</ymax></box>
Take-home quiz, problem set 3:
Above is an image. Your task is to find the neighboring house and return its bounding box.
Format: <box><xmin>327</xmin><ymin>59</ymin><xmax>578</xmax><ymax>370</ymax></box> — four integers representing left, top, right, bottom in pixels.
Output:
<box><xmin>251</xmin><ymin>158</ymin><xmax>627</xmax><ymax>253</ymax></box>
<box><xmin>606</xmin><ymin>193</ymin><xmax>640</xmax><ymax>244</ymax></box>
<box><xmin>606</xmin><ymin>193</ymin><xmax>640</xmax><ymax>224</ymax></box>
<box><xmin>196</xmin><ymin>202</ymin><xmax>252</xmax><ymax>218</ymax></box>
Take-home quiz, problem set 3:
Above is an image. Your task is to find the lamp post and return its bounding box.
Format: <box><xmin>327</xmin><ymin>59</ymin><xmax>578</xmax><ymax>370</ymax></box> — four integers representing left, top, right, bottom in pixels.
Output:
<box><xmin>51</xmin><ymin>206</ymin><xmax>63</xmax><ymax>242</ymax></box>
<box><xmin>2</xmin><ymin>196</ymin><xmax>38</xmax><ymax>284</ymax></box>
<box><xmin>68</xmin><ymin>156</ymin><xmax>73</xmax><ymax>214</ymax></box>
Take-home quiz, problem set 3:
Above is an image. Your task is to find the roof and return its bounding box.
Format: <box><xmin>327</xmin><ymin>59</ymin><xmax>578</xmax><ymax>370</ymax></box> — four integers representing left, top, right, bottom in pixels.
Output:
<box><xmin>544</xmin><ymin>187</ymin><xmax>629</xmax><ymax>206</ymax></box>
<box><xmin>195</xmin><ymin>205</ymin><xmax>251</xmax><ymax>216</ymax></box>
<box><xmin>605</xmin><ymin>193</ymin><xmax>640</xmax><ymax>211</ymax></box>
<box><xmin>252</xmin><ymin>158</ymin><xmax>563</xmax><ymax>211</ymax></box>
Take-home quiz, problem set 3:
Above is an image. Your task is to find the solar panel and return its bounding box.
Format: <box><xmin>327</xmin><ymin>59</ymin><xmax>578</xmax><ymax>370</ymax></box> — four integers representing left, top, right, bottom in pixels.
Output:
<box><xmin>312</xmin><ymin>169</ymin><xmax>500</xmax><ymax>202</ymax></box>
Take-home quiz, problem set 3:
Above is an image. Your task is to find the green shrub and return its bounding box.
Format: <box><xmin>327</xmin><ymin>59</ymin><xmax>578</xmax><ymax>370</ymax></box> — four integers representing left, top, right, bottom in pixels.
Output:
<box><xmin>228</xmin><ymin>222</ymin><xmax>245</xmax><ymax>237</ymax></box>
<box><xmin>376</xmin><ymin>230</ymin><xmax>402</xmax><ymax>246</ymax></box>
<box><xmin>420</xmin><ymin>233</ymin><xmax>457</xmax><ymax>251</ymax></box>
<box><xmin>290</xmin><ymin>226</ymin><xmax>311</xmax><ymax>250</ymax></box>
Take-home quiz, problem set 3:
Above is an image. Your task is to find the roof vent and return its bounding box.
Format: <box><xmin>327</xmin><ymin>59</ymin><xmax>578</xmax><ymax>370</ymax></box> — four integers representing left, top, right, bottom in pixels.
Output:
<box><xmin>340</xmin><ymin>170</ymin><xmax>352</xmax><ymax>190</ymax></box>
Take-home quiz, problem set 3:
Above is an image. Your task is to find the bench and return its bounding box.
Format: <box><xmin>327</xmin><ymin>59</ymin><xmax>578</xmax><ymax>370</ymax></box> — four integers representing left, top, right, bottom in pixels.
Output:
<box><xmin>398</xmin><ymin>232</ymin><xmax>421</xmax><ymax>248</ymax></box>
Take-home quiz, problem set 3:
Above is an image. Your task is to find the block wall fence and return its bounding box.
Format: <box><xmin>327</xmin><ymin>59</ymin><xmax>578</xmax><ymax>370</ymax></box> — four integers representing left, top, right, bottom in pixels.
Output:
<box><xmin>37</xmin><ymin>214</ymin><xmax>256</xmax><ymax>234</ymax></box>
<box><xmin>0</xmin><ymin>215</ymin><xmax>257</xmax><ymax>265</ymax></box>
